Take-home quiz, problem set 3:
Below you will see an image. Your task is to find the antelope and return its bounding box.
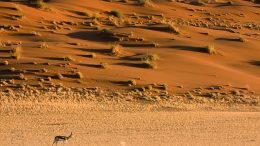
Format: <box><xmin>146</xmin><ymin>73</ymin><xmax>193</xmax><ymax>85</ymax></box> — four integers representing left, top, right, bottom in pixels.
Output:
<box><xmin>52</xmin><ymin>132</ymin><xmax>72</xmax><ymax>146</ymax></box>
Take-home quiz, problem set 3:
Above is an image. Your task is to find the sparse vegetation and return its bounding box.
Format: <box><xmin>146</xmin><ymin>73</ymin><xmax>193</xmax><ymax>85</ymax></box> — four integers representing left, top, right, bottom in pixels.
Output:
<box><xmin>0</xmin><ymin>0</ymin><xmax>259</xmax><ymax>114</ymax></box>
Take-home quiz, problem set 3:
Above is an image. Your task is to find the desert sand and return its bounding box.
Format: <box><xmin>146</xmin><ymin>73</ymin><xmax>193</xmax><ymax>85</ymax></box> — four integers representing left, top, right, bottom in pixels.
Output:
<box><xmin>1</xmin><ymin>110</ymin><xmax>260</xmax><ymax>146</ymax></box>
<box><xmin>0</xmin><ymin>0</ymin><xmax>260</xmax><ymax>145</ymax></box>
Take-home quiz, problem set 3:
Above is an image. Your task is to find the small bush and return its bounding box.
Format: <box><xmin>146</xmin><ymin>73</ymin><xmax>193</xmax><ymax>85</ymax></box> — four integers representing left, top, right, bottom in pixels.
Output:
<box><xmin>64</xmin><ymin>56</ymin><xmax>75</xmax><ymax>62</ymax></box>
<box><xmin>10</xmin><ymin>46</ymin><xmax>22</xmax><ymax>60</ymax></box>
<box><xmin>109</xmin><ymin>44</ymin><xmax>122</xmax><ymax>56</ymax></box>
<box><xmin>53</xmin><ymin>73</ymin><xmax>63</xmax><ymax>80</ymax></box>
<box><xmin>167</xmin><ymin>23</ymin><xmax>180</xmax><ymax>34</ymax></box>
<box><xmin>142</xmin><ymin>53</ymin><xmax>159</xmax><ymax>61</ymax></box>
<box><xmin>110</xmin><ymin>10</ymin><xmax>122</xmax><ymax>18</ymax></box>
<box><xmin>138</xmin><ymin>0</ymin><xmax>153</xmax><ymax>7</ymax></box>
<box><xmin>100</xmin><ymin>62</ymin><xmax>108</xmax><ymax>69</ymax></box>
<box><xmin>204</xmin><ymin>45</ymin><xmax>217</xmax><ymax>55</ymax></box>
<box><xmin>127</xmin><ymin>79</ymin><xmax>137</xmax><ymax>86</ymax></box>
<box><xmin>29</xmin><ymin>0</ymin><xmax>47</xmax><ymax>9</ymax></box>
<box><xmin>142</xmin><ymin>60</ymin><xmax>157</xmax><ymax>69</ymax></box>
<box><xmin>75</xmin><ymin>72</ymin><xmax>84</xmax><ymax>79</ymax></box>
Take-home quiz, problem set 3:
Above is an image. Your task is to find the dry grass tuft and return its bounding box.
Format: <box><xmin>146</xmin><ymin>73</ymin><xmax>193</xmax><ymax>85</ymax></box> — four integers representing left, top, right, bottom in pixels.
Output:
<box><xmin>204</xmin><ymin>45</ymin><xmax>218</xmax><ymax>55</ymax></box>
<box><xmin>53</xmin><ymin>73</ymin><xmax>63</xmax><ymax>80</ymax></box>
<box><xmin>127</xmin><ymin>79</ymin><xmax>137</xmax><ymax>86</ymax></box>
<box><xmin>142</xmin><ymin>60</ymin><xmax>157</xmax><ymax>69</ymax></box>
<box><xmin>29</xmin><ymin>0</ymin><xmax>48</xmax><ymax>9</ymax></box>
<box><xmin>140</xmin><ymin>53</ymin><xmax>159</xmax><ymax>69</ymax></box>
<box><xmin>75</xmin><ymin>72</ymin><xmax>84</xmax><ymax>79</ymax></box>
<box><xmin>10</xmin><ymin>45</ymin><xmax>22</xmax><ymax>60</ymax></box>
<box><xmin>100</xmin><ymin>62</ymin><xmax>108</xmax><ymax>69</ymax></box>
<box><xmin>109</xmin><ymin>44</ymin><xmax>122</xmax><ymax>56</ymax></box>
<box><xmin>142</xmin><ymin>53</ymin><xmax>160</xmax><ymax>61</ymax></box>
<box><xmin>138</xmin><ymin>0</ymin><xmax>153</xmax><ymax>7</ymax></box>
<box><xmin>165</xmin><ymin>22</ymin><xmax>180</xmax><ymax>34</ymax></box>
<box><xmin>64</xmin><ymin>56</ymin><xmax>75</xmax><ymax>62</ymax></box>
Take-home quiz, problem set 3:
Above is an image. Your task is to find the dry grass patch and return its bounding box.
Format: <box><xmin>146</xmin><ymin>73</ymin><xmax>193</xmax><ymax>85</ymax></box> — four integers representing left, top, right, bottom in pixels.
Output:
<box><xmin>53</xmin><ymin>73</ymin><xmax>63</xmax><ymax>80</ymax></box>
<box><xmin>139</xmin><ymin>53</ymin><xmax>160</xmax><ymax>69</ymax></box>
<box><xmin>163</xmin><ymin>22</ymin><xmax>180</xmax><ymax>34</ymax></box>
<box><xmin>63</xmin><ymin>56</ymin><xmax>75</xmax><ymax>62</ymax></box>
<box><xmin>204</xmin><ymin>45</ymin><xmax>217</xmax><ymax>55</ymax></box>
<box><xmin>75</xmin><ymin>72</ymin><xmax>84</xmax><ymax>79</ymax></box>
<box><xmin>109</xmin><ymin>10</ymin><xmax>122</xmax><ymax>18</ymax></box>
<box><xmin>109</xmin><ymin>44</ymin><xmax>122</xmax><ymax>56</ymax></box>
<box><xmin>10</xmin><ymin>46</ymin><xmax>22</xmax><ymax>60</ymax></box>
<box><xmin>142</xmin><ymin>53</ymin><xmax>160</xmax><ymax>61</ymax></box>
<box><xmin>29</xmin><ymin>0</ymin><xmax>48</xmax><ymax>9</ymax></box>
<box><xmin>138</xmin><ymin>0</ymin><xmax>153</xmax><ymax>7</ymax></box>
<box><xmin>0</xmin><ymin>60</ymin><xmax>9</xmax><ymax>66</ymax></box>
<box><xmin>127</xmin><ymin>79</ymin><xmax>137</xmax><ymax>86</ymax></box>
<box><xmin>100</xmin><ymin>62</ymin><xmax>108</xmax><ymax>69</ymax></box>
<box><xmin>142</xmin><ymin>60</ymin><xmax>157</xmax><ymax>69</ymax></box>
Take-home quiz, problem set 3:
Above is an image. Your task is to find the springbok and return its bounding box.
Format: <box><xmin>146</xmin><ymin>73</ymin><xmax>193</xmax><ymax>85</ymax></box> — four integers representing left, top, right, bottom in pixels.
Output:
<box><xmin>52</xmin><ymin>132</ymin><xmax>73</xmax><ymax>145</ymax></box>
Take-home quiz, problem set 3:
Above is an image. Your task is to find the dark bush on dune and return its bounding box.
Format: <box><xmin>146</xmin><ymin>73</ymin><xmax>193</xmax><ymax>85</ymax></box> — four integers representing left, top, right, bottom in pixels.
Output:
<box><xmin>27</xmin><ymin>0</ymin><xmax>49</xmax><ymax>8</ymax></box>
<box><xmin>251</xmin><ymin>0</ymin><xmax>260</xmax><ymax>3</ymax></box>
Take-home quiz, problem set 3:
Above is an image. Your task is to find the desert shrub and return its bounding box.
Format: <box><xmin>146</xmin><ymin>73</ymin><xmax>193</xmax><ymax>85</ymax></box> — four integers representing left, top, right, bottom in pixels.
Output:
<box><xmin>10</xmin><ymin>46</ymin><xmax>22</xmax><ymax>60</ymax></box>
<box><xmin>142</xmin><ymin>53</ymin><xmax>159</xmax><ymax>61</ymax></box>
<box><xmin>109</xmin><ymin>44</ymin><xmax>122</xmax><ymax>56</ymax></box>
<box><xmin>110</xmin><ymin>10</ymin><xmax>122</xmax><ymax>18</ymax></box>
<box><xmin>75</xmin><ymin>72</ymin><xmax>84</xmax><ymax>79</ymax></box>
<box><xmin>138</xmin><ymin>0</ymin><xmax>153</xmax><ymax>6</ymax></box>
<box><xmin>142</xmin><ymin>60</ymin><xmax>157</xmax><ymax>69</ymax></box>
<box><xmin>204</xmin><ymin>45</ymin><xmax>217</xmax><ymax>54</ymax></box>
<box><xmin>29</xmin><ymin>0</ymin><xmax>47</xmax><ymax>8</ymax></box>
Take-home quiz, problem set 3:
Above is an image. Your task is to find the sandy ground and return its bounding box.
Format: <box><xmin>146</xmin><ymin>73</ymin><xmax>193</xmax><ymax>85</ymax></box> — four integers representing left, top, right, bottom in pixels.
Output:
<box><xmin>0</xmin><ymin>111</ymin><xmax>259</xmax><ymax>146</ymax></box>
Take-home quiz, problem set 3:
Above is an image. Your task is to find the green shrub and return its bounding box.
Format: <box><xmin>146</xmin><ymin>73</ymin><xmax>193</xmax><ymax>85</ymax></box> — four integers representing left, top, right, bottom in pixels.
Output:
<box><xmin>110</xmin><ymin>10</ymin><xmax>122</xmax><ymax>18</ymax></box>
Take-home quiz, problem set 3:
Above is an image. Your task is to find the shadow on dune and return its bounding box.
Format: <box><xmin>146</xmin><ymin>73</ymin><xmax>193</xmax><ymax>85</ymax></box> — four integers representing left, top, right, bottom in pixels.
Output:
<box><xmin>111</xmin><ymin>81</ymin><xmax>128</xmax><ymax>86</ymax></box>
<box><xmin>0</xmin><ymin>6</ymin><xmax>19</xmax><ymax>10</ymax></box>
<box><xmin>76</xmin><ymin>48</ymin><xmax>109</xmax><ymax>54</ymax></box>
<box><xmin>78</xmin><ymin>63</ymin><xmax>101</xmax><ymax>68</ymax></box>
<box><xmin>67</xmin><ymin>31</ymin><xmax>118</xmax><ymax>42</ymax></box>
<box><xmin>40</xmin><ymin>57</ymin><xmax>66</xmax><ymax>61</ymax></box>
<box><xmin>249</xmin><ymin>60</ymin><xmax>260</xmax><ymax>66</ymax></box>
<box><xmin>133</xmin><ymin>25</ymin><xmax>170</xmax><ymax>32</ymax></box>
<box><xmin>116</xmin><ymin>62</ymin><xmax>147</xmax><ymax>68</ymax></box>
<box><xmin>169</xmin><ymin>45</ymin><xmax>208</xmax><ymax>53</ymax></box>
<box><xmin>215</xmin><ymin>2</ymin><xmax>243</xmax><ymax>7</ymax></box>
<box><xmin>119</xmin><ymin>54</ymin><xmax>144</xmax><ymax>61</ymax></box>
<box><xmin>215</xmin><ymin>37</ymin><xmax>242</xmax><ymax>42</ymax></box>
<box><xmin>77</xmin><ymin>54</ymin><xmax>95</xmax><ymax>58</ymax></box>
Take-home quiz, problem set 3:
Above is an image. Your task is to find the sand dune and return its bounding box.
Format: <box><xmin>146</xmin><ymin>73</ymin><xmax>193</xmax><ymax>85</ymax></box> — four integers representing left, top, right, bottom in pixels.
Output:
<box><xmin>0</xmin><ymin>0</ymin><xmax>260</xmax><ymax>145</ymax></box>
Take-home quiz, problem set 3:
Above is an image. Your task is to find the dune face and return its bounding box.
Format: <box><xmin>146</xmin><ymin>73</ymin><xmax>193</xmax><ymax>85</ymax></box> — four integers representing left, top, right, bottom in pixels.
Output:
<box><xmin>0</xmin><ymin>0</ymin><xmax>260</xmax><ymax>107</ymax></box>
<box><xmin>1</xmin><ymin>0</ymin><xmax>260</xmax><ymax>146</ymax></box>
<box><xmin>0</xmin><ymin>0</ymin><xmax>259</xmax><ymax>102</ymax></box>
